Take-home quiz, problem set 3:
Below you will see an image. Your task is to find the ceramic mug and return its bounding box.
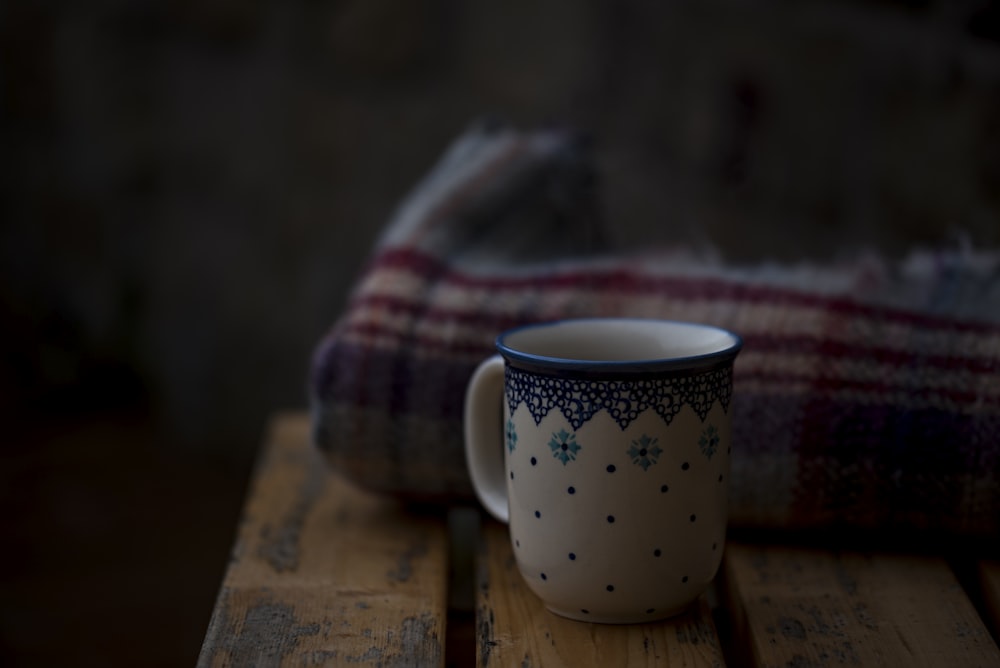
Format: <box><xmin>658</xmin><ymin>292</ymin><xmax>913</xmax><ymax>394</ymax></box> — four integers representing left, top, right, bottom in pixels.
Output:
<box><xmin>464</xmin><ymin>318</ymin><xmax>742</xmax><ymax>623</ymax></box>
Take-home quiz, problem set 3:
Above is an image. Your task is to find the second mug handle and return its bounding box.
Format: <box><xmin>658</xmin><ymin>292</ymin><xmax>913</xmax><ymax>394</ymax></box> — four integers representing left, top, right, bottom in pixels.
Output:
<box><xmin>464</xmin><ymin>355</ymin><xmax>509</xmax><ymax>523</ymax></box>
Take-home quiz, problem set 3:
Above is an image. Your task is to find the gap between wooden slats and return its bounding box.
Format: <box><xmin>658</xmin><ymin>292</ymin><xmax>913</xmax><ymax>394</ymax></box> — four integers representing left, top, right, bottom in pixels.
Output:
<box><xmin>198</xmin><ymin>413</ymin><xmax>450</xmax><ymax>667</ymax></box>
<box><xmin>980</xmin><ymin>560</ymin><xmax>1000</xmax><ymax>643</ymax></box>
<box><xmin>722</xmin><ymin>543</ymin><xmax>1000</xmax><ymax>668</ymax></box>
<box><xmin>475</xmin><ymin>521</ymin><xmax>726</xmax><ymax>667</ymax></box>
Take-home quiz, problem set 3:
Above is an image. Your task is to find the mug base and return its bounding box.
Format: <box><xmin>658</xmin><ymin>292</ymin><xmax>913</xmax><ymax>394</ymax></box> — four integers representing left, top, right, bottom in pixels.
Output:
<box><xmin>544</xmin><ymin>600</ymin><xmax>693</xmax><ymax>625</ymax></box>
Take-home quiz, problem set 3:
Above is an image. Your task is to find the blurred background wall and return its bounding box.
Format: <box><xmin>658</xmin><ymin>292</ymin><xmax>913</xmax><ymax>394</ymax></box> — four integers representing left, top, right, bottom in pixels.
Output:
<box><xmin>1</xmin><ymin>0</ymin><xmax>999</xmax><ymax>665</ymax></box>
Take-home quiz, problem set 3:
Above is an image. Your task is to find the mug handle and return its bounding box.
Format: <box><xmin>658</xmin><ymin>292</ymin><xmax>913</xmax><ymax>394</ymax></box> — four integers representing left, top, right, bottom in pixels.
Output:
<box><xmin>464</xmin><ymin>355</ymin><xmax>509</xmax><ymax>523</ymax></box>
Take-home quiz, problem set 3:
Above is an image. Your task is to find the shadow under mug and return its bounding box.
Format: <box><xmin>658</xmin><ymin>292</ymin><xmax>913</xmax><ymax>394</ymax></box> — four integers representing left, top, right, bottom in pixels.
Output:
<box><xmin>464</xmin><ymin>318</ymin><xmax>742</xmax><ymax>623</ymax></box>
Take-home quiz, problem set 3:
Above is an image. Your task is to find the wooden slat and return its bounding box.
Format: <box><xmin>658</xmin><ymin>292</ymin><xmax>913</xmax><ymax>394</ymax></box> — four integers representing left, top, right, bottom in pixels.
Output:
<box><xmin>476</xmin><ymin>521</ymin><xmax>726</xmax><ymax>667</ymax></box>
<box><xmin>980</xmin><ymin>560</ymin><xmax>1000</xmax><ymax>640</ymax></box>
<box><xmin>198</xmin><ymin>413</ymin><xmax>449</xmax><ymax>667</ymax></box>
<box><xmin>723</xmin><ymin>543</ymin><xmax>1000</xmax><ymax>668</ymax></box>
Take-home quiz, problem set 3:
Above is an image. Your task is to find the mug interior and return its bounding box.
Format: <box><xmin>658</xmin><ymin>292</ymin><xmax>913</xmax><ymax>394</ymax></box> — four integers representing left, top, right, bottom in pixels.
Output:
<box><xmin>497</xmin><ymin>319</ymin><xmax>741</xmax><ymax>373</ymax></box>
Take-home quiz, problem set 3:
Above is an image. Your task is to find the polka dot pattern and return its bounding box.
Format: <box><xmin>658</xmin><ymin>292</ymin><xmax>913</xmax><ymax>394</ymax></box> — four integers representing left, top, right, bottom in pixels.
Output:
<box><xmin>502</xmin><ymin>374</ymin><xmax>732</xmax><ymax>622</ymax></box>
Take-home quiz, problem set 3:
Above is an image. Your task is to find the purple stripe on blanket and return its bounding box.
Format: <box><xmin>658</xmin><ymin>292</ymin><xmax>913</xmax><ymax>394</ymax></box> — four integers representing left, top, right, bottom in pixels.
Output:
<box><xmin>312</xmin><ymin>373</ymin><xmax>997</xmax><ymax>533</ymax></box>
<box><xmin>345</xmin><ymin>292</ymin><xmax>1000</xmax><ymax>364</ymax></box>
<box><xmin>312</xmin><ymin>341</ymin><xmax>484</xmax><ymax>422</ymax></box>
<box><xmin>791</xmin><ymin>404</ymin><xmax>999</xmax><ymax>533</ymax></box>
<box><xmin>365</xmin><ymin>248</ymin><xmax>1000</xmax><ymax>332</ymax></box>
<box><xmin>734</xmin><ymin>393</ymin><xmax>997</xmax><ymax>534</ymax></box>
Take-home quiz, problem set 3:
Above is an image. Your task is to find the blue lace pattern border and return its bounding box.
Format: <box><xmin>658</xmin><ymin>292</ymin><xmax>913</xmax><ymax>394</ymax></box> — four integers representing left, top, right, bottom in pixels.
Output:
<box><xmin>504</xmin><ymin>365</ymin><xmax>733</xmax><ymax>430</ymax></box>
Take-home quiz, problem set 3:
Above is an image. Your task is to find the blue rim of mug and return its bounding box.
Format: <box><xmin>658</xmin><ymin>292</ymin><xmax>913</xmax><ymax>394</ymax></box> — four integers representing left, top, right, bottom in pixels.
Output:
<box><xmin>495</xmin><ymin>318</ymin><xmax>743</xmax><ymax>378</ymax></box>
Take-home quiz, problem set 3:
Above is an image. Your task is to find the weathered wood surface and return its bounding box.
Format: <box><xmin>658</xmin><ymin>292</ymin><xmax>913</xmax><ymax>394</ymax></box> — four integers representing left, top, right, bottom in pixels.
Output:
<box><xmin>476</xmin><ymin>521</ymin><xmax>726</xmax><ymax>667</ymax></box>
<box><xmin>200</xmin><ymin>412</ymin><xmax>1000</xmax><ymax>666</ymax></box>
<box><xmin>198</xmin><ymin>413</ymin><xmax>449</xmax><ymax>667</ymax></box>
<box><xmin>722</xmin><ymin>543</ymin><xmax>1000</xmax><ymax>668</ymax></box>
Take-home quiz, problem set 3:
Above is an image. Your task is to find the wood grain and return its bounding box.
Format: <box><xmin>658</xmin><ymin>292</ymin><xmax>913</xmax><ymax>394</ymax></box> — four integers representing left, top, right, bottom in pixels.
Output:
<box><xmin>476</xmin><ymin>521</ymin><xmax>726</xmax><ymax>667</ymax></box>
<box><xmin>722</xmin><ymin>543</ymin><xmax>1000</xmax><ymax>668</ymax></box>
<box><xmin>198</xmin><ymin>413</ymin><xmax>449</xmax><ymax>667</ymax></box>
<box><xmin>198</xmin><ymin>411</ymin><xmax>1000</xmax><ymax>666</ymax></box>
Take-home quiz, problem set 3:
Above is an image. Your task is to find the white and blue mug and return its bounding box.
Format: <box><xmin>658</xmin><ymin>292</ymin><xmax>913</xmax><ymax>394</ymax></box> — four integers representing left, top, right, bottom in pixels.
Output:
<box><xmin>464</xmin><ymin>318</ymin><xmax>743</xmax><ymax>623</ymax></box>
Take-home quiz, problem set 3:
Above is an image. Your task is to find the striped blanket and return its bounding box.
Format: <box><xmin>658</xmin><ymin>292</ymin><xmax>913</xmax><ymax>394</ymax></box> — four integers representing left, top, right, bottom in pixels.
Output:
<box><xmin>310</xmin><ymin>121</ymin><xmax>1000</xmax><ymax>540</ymax></box>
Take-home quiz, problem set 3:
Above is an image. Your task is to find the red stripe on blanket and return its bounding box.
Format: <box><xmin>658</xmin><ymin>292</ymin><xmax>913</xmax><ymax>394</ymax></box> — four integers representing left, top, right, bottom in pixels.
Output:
<box><xmin>314</xmin><ymin>335</ymin><xmax>1000</xmax><ymax>413</ymax></box>
<box><xmin>337</xmin><ymin>294</ymin><xmax>1000</xmax><ymax>376</ymax></box>
<box><xmin>329</xmin><ymin>323</ymin><xmax>1000</xmax><ymax>407</ymax></box>
<box><xmin>363</xmin><ymin>247</ymin><xmax>1000</xmax><ymax>334</ymax></box>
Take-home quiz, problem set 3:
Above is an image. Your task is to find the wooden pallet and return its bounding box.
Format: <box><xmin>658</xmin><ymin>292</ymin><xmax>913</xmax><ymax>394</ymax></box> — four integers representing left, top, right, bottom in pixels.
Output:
<box><xmin>198</xmin><ymin>413</ymin><xmax>1000</xmax><ymax>667</ymax></box>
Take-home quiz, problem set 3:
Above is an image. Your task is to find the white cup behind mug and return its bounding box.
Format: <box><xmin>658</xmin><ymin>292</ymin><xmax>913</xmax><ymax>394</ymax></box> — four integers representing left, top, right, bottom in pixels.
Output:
<box><xmin>464</xmin><ymin>318</ymin><xmax>742</xmax><ymax>624</ymax></box>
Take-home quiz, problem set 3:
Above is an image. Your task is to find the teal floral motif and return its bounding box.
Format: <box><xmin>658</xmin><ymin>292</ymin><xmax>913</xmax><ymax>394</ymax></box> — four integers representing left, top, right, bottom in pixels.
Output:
<box><xmin>627</xmin><ymin>434</ymin><xmax>663</xmax><ymax>471</ymax></box>
<box><xmin>506</xmin><ymin>419</ymin><xmax>518</xmax><ymax>453</ymax></box>
<box><xmin>699</xmin><ymin>425</ymin><xmax>720</xmax><ymax>459</ymax></box>
<box><xmin>548</xmin><ymin>429</ymin><xmax>581</xmax><ymax>465</ymax></box>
